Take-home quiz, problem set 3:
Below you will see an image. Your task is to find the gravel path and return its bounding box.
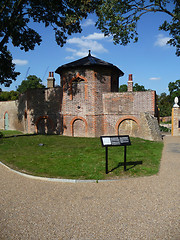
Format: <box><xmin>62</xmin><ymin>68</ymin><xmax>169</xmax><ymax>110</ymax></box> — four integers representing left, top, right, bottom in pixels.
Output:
<box><xmin>0</xmin><ymin>136</ymin><xmax>180</xmax><ymax>240</ymax></box>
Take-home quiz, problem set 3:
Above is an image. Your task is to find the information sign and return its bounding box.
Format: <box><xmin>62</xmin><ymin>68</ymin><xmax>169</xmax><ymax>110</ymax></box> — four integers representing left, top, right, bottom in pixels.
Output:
<box><xmin>100</xmin><ymin>135</ymin><xmax>131</xmax><ymax>174</ymax></box>
<box><xmin>100</xmin><ymin>135</ymin><xmax>131</xmax><ymax>147</ymax></box>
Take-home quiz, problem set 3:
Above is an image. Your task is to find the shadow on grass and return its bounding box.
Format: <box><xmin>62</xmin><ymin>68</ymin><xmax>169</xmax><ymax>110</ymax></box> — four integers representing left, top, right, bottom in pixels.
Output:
<box><xmin>109</xmin><ymin>161</ymin><xmax>143</xmax><ymax>172</ymax></box>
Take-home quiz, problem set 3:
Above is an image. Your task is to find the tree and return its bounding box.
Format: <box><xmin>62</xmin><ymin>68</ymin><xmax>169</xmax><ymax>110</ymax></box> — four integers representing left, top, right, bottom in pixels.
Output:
<box><xmin>95</xmin><ymin>0</ymin><xmax>180</xmax><ymax>56</ymax></box>
<box><xmin>0</xmin><ymin>1</ymin><xmax>179</xmax><ymax>87</ymax></box>
<box><xmin>133</xmin><ymin>83</ymin><xmax>147</xmax><ymax>91</ymax></box>
<box><xmin>168</xmin><ymin>79</ymin><xmax>180</xmax><ymax>102</ymax></box>
<box><xmin>119</xmin><ymin>84</ymin><xmax>127</xmax><ymax>92</ymax></box>
<box><xmin>17</xmin><ymin>75</ymin><xmax>45</xmax><ymax>93</ymax></box>
<box><xmin>0</xmin><ymin>90</ymin><xmax>19</xmax><ymax>101</ymax></box>
<box><xmin>119</xmin><ymin>83</ymin><xmax>147</xmax><ymax>92</ymax></box>
<box><xmin>157</xmin><ymin>79</ymin><xmax>180</xmax><ymax>117</ymax></box>
<box><xmin>0</xmin><ymin>0</ymin><xmax>95</xmax><ymax>86</ymax></box>
<box><xmin>157</xmin><ymin>92</ymin><xmax>172</xmax><ymax>117</ymax></box>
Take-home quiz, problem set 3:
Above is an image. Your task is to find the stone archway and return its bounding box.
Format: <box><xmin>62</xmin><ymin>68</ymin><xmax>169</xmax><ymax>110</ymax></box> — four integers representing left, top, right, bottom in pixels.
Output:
<box><xmin>71</xmin><ymin>117</ymin><xmax>88</xmax><ymax>137</ymax></box>
<box><xmin>116</xmin><ymin>116</ymin><xmax>140</xmax><ymax>137</ymax></box>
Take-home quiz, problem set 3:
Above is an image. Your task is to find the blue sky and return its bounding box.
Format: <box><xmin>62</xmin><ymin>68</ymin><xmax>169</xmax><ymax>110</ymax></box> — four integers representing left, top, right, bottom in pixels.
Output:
<box><xmin>4</xmin><ymin>10</ymin><xmax>180</xmax><ymax>95</ymax></box>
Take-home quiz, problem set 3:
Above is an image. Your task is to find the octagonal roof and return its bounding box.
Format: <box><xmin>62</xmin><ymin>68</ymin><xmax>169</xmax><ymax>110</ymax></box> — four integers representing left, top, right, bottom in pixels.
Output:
<box><xmin>55</xmin><ymin>51</ymin><xmax>124</xmax><ymax>77</ymax></box>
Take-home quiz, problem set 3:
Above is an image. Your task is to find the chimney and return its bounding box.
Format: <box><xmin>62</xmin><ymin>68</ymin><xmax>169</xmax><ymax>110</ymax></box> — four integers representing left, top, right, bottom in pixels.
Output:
<box><xmin>128</xmin><ymin>74</ymin><xmax>133</xmax><ymax>92</ymax></box>
<box><xmin>47</xmin><ymin>72</ymin><xmax>55</xmax><ymax>88</ymax></box>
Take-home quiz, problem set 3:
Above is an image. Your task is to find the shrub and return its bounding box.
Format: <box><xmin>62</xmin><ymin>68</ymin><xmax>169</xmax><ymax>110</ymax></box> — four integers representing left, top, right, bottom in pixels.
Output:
<box><xmin>159</xmin><ymin>125</ymin><xmax>171</xmax><ymax>132</ymax></box>
<box><xmin>0</xmin><ymin>131</ymin><xmax>4</xmax><ymax>138</ymax></box>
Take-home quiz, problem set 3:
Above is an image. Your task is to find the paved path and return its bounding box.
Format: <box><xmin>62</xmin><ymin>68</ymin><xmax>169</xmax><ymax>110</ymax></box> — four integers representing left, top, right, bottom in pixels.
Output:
<box><xmin>0</xmin><ymin>136</ymin><xmax>180</xmax><ymax>240</ymax></box>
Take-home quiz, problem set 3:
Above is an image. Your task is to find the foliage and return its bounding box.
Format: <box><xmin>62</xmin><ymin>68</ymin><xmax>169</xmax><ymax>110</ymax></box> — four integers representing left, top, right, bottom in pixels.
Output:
<box><xmin>157</xmin><ymin>92</ymin><xmax>172</xmax><ymax>117</ymax></box>
<box><xmin>159</xmin><ymin>125</ymin><xmax>171</xmax><ymax>132</ymax></box>
<box><xmin>17</xmin><ymin>75</ymin><xmax>45</xmax><ymax>93</ymax></box>
<box><xmin>0</xmin><ymin>90</ymin><xmax>19</xmax><ymax>101</ymax></box>
<box><xmin>0</xmin><ymin>131</ymin><xmax>4</xmax><ymax>138</ymax></box>
<box><xmin>119</xmin><ymin>83</ymin><xmax>147</xmax><ymax>92</ymax></box>
<box><xmin>168</xmin><ymin>79</ymin><xmax>180</xmax><ymax>101</ymax></box>
<box><xmin>0</xmin><ymin>1</ymin><xmax>179</xmax><ymax>86</ymax></box>
<box><xmin>119</xmin><ymin>84</ymin><xmax>128</xmax><ymax>92</ymax></box>
<box><xmin>0</xmin><ymin>0</ymin><xmax>96</xmax><ymax>86</ymax></box>
<box><xmin>133</xmin><ymin>83</ymin><xmax>147</xmax><ymax>91</ymax></box>
<box><xmin>0</xmin><ymin>46</ymin><xmax>20</xmax><ymax>87</ymax></box>
<box><xmin>157</xmin><ymin>79</ymin><xmax>180</xmax><ymax>117</ymax></box>
<box><xmin>95</xmin><ymin>0</ymin><xmax>180</xmax><ymax>56</ymax></box>
<box><xmin>0</xmin><ymin>133</ymin><xmax>163</xmax><ymax>180</ymax></box>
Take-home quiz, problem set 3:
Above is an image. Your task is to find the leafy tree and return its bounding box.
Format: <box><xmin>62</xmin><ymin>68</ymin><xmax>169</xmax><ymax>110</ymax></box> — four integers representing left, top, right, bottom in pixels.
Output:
<box><xmin>95</xmin><ymin>0</ymin><xmax>180</xmax><ymax>56</ymax></box>
<box><xmin>168</xmin><ymin>79</ymin><xmax>180</xmax><ymax>102</ymax></box>
<box><xmin>0</xmin><ymin>46</ymin><xmax>20</xmax><ymax>87</ymax></box>
<box><xmin>17</xmin><ymin>75</ymin><xmax>45</xmax><ymax>93</ymax></box>
<box><xmin>119</xmin><ymin>84</ymin><xmax>128</xmax><ymax>92</ymax></box>
<box><xmin>157</xmin><ymin>79</ymin><xmax>180</xmax><ymax>117</ymax></box>
<box><xmin>0</xmin><ymin>90</ymin><xmax>19</xmax><ymax>101</ymax></box>
<box><xmin>157</xmin><ymin>92</ymin><xmax>172</xmax><ymax>117</ymax></box>
<box><xmin>0</xmin><ymin>1</ymin><xmax>179</xmax><ymax>87</ymax></box>
<box><xmin>133</xmin><ymin>83</ymin><xmax>147</xmax><ymax>91</ymax></box>
<box><xmin>0</xmin><ymin>0</ymin><xmax>95</xmax><ymax>86</ymax></box>
<box><xmin>119</xmin><ymin>83</ymin><xmax>147</xmax><ymax>92</ymax></box>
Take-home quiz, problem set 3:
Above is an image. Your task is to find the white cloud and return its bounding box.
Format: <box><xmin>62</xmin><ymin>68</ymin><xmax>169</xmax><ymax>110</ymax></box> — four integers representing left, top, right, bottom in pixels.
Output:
<box><xmin>65</xmin><ymin>56</ymin><xmax>75</xmax><ymax>60</ymax></box>
<box><xmin>66</xmin><ymin>47</ymin><xmax>77</xmax><ymax>53</ymax></box>
<box><xmin>149</xmin><ymin>77</ymin><xmax>161</xmax><ymax>81</ymax></box>
<box><xmin>154</xmin><ymin>34</ymin><xmax>170</xmax><ymax>47</ymax></box>
<box><xmin>12</xmin><ymin>59</ymin><xmax>28</xmax><ymax>66</ymax></box>
<box><xmin>82</xmin><ymin>19</ymin><xmax>95</xmax><ymax>27</ymax></box>
<box><xmin>83</xmin><ymin>32</ymin><xmax>105</xmax><ymax>40</ymax></box>
<box><xmin>66</xmin><ymin>32</ymin><xmax>109</xmax><ymax>59</ymax></box>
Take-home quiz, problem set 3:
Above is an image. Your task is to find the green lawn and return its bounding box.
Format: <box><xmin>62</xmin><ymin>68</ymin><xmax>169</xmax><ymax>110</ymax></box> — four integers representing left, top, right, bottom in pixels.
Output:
<box><xmin>0</xmin><ymin>131</ymin><xmax>164</xmax><ymax>180</ymax></box>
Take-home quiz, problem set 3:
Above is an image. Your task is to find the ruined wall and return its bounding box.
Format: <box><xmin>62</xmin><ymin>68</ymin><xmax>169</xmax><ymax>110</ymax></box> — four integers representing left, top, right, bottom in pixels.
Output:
<box><xmin>0</xmin><ymin>87</ymin><xmax>63</xmax><ymax>134</ymax></box>
<box><xmin>140</xmin><ymin>112</ymin><xmax>162</xmax><ymax>141</ymax></box>
<box><xmin>0</xmin><ymin>68</ymin><xmax>162</xmax><ymax>141</ymax></box>
<box><xmin>0</xmin><ymin>100</ymin><xmax>24</xmax><ymax>131</ymax></box>
<box><xmin>102</xmin><ymin>91</ymin><xmax>158</xmax><ymax>139</ymax></box>
<box><xmin>24</xmin><ymin>87</ymin><xmax>63</xmax><ymax>134</ymax></box>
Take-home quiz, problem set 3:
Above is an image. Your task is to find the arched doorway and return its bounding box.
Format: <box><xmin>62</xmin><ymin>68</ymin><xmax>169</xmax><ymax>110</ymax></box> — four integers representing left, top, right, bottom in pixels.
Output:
<box><xmin>72</xmin><ymin>119</ymin><xmax>86</xmax><ymax>137</ymax></box>
<box><xmin>117</xmin><ymin>118</ymin><xmax>139</xmax><ymax>137</ymax></box>
<box><xmin>4</xmin><ymin>112</ymin><xmax>9</xmax><ymax>130</ymax></box>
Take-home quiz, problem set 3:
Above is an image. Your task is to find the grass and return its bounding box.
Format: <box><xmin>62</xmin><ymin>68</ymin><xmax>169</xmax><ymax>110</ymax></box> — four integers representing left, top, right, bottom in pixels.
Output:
<box><xmin>0</xmin><ymin>130</ymin><xmax>164</xmax><ymax>180</ymax></box>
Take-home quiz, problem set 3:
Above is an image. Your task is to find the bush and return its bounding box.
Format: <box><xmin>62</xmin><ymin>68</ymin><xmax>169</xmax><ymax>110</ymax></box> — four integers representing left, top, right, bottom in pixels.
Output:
<box><xmin>159</xmin><ymin>125</ymin><xmax>171</xmax><ymax>132</ymax></box>
<box><xmin>0</xmin><ymin>131</ymin><xmax>4</xmax><ymax>138</ymax></box>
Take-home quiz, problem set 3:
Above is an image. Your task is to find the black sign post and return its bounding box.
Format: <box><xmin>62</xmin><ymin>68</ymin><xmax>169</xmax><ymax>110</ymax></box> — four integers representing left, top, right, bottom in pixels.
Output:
<box><xmin>124</xmin><ymin>145</ymin><xmax>127</xmax><ymax>171</ymax></box>
<box><xmin>105</xmin><ymin>147</ymin><xmax>108</xmax><ymax>174</ymax></box>
<box><xmin>100</xmin><ymin>135</ymin><xmax>131</xmax><ymax>174</ymax></box>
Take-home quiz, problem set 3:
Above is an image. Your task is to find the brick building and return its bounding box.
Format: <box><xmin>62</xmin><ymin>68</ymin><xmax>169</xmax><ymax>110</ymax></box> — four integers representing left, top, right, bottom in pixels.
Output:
<box><xmin>0</xmin><ymin>52</ymin><xmax>162</xmax><ymax>141</ymax></box>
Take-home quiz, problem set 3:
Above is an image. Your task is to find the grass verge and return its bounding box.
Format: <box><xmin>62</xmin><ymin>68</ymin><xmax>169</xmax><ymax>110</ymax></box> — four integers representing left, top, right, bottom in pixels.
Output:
<box><xmin>0</xmin><ymin>131</ymin><xmax>163</xmax><ymax>180</ymax></box>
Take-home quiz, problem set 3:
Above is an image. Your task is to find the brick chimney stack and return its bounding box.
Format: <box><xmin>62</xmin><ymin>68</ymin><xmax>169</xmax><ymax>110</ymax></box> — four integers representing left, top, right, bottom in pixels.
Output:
<box><xmin>128</xmin><ymin>74</ymin><xmax>133</xmax><ymax>92</ymax></box>
<box><xmin>47</xmin><ymin>72</ymin><xmax>55</xmax><ymax>88</ymax></box>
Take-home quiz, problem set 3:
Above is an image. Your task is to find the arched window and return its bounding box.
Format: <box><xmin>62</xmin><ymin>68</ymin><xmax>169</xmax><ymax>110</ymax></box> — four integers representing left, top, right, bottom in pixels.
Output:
<box><xmin>69</xmin><ymin>74</ymin><xmax>88</xmax><ymax>100</ymax></box>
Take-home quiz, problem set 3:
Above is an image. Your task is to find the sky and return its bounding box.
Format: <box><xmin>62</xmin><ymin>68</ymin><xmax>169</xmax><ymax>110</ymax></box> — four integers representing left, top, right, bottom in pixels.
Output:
<box><xmin>3</xmin><ymin>8</ymin><xmax>180</xmax><ymax>95</ymax></box>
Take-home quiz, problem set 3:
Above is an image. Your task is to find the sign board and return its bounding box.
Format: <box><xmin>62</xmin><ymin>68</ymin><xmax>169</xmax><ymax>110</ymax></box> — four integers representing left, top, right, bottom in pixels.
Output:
<box><xmin>100</xmin><ymin>135</ymin><xmax>131</xmax><ymax>173</ymax></box>
<box><xmin>100</xmin><ymin>135</ymin><xmax>131</xmax><ymax>147</ymax></box>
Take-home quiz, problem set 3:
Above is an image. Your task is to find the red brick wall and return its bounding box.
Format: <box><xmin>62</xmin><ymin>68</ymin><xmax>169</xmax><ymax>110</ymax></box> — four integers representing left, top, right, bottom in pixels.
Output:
<box><xmin>60</xmin><ymin>67</ymin><xmax>120</xmax><ymax>137</ymax></box>
<box><xmin>102</xmin><ymin>91</ymin><xmax>157</xmax><ymax>136</ymax></box>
